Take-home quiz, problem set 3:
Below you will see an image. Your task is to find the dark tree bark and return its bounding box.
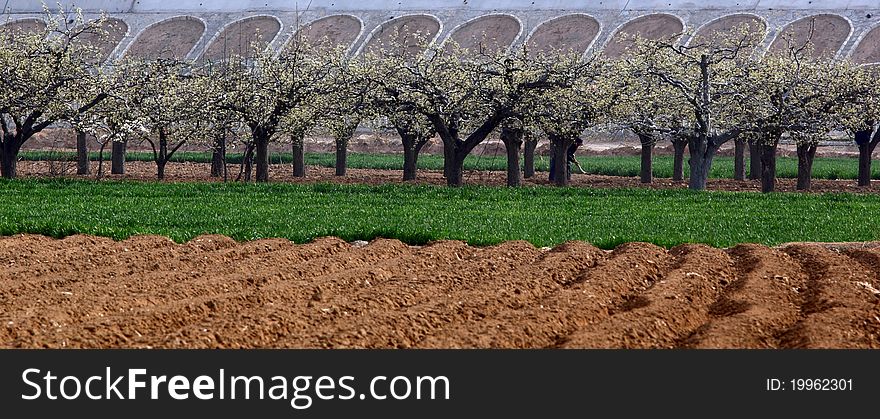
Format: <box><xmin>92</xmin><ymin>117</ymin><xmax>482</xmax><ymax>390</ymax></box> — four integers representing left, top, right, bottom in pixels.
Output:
<box><xmin>398</xmin><ymin>130</ymin><xmax>429</xmax><ymax>182</ymax></box>
<box><xmin>445</xmin><ymin>148</ymin><xmax>465</xmax><ymax>186</ymax></box>
<box><xmin>0</xmin><ymin>138</ymin><xmax>19</xmax><ymax>179</ymax></box>
<box><xmin>759</xmin><ymin>143</ymin><xmax>778</xmax><ymax>193</ymax></box>
<box><xmin>687</xmin><ymin>135</ymin><xmax>718</xmax><ymax>191</ymax></box>
<box><xmin>523</xmin><ymin>138</ymin><xmax>537</xmax><ymax>179</ymax></box>
<box><xmin>402</xmin><ymin>142</ymin><xmax>420</xmax><ymax>181</ymax></box>
<box><xmin>671</xmin><ymin>139</ymin><xmax>687</xmax><ymax>182</ymax></box>
<box><xmin>76</xmin><ymin>130</ymin><xmax>90</xmax><ymax>175</ymax></box>
<box><xmin>686</xmin><ymin>130</ymin><xmax>739</xmax><ymax>191</ymax></box>
<box><xmin>637</xmin><ymin>133</ymin><xmax>654</xmax><ymax>184</ymax></box>
<box><xmin>96</xmin><ymin>141</ymin><xmax>109</xmax><ymax>179</ymax></box>
<box><xmin>855</xmin><ymin>126</ymin><xmax>879</xmax><ymax>187</ymax></box>
<box><xmin>150</xmin><ymin>129</ymin><xmax>186</xmax><ymax>181</ymax></box>
<box><xmin>211</xmin><ymin>132</ymin><xmax>226</xmax><ymax>178</ymax></box>
<box><xmin>500</xmin><ymin>125</ymin><xmax>524</xmax><ymax>187</ymax></box>
<box><xmin>748</xmin><ymin>141</ymin><xmax>762</xmax><ymax>180</ymax></box>
<box><xmin>549</xmin><ymin>134</ymin><xmax>574</xmax><ymax>187</ymax></box>
<box><xmin>442</xmin><ymin>144</ymin><xmax>455</xmax><ymax>179</ymax></box>
<box><xmin>796</xmin><ymin>143</ymin><xmax>817</xmax><ymax>191</ymax></box>
<box><xmin>111</xmin><ymin>139</ymin><xmax>126</xmax><ymax>175</ymax></box>
<box><xmin>335</xmin><ymin>140</ymin><xmax>348</xmax><ymax>177</ymax></box>
<box><xmin>733</xmin><ymin>137</ymin><xmax>745</xmax><ymax>181</ymax></box>
<box><xmin>239</xmin><ymin>143</ymin><xmax>254</xmax><ymax>182</ymax></box>
<box><xmin>254</xmin><ymin>135</ymin><xmax>270</xmax><ymax>183</ymax></box>
<box><xmin>429</xmin><ymin>112</ymin><xmax>505</xmax><ymax>187</ymax></box>
<box><xmin>858</xmin><ymin>143</ymin><xmax>873</xmax><ymax>187</ymax></box>
<box><xmin>292</xmin><ymin>134</ymin><xmax>305</xmax><ymax>178</ymax></box>
<box><xmin>157</xmin><ymin>157</ymin><xmax>167</xmax><ymax>180</ymax></box>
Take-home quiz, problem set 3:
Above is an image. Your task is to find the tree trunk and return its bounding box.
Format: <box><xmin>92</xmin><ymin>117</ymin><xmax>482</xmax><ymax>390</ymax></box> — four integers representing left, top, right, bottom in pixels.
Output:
<box><xmin>759</xmin><ymin>143</ymin><xmax>778</xmax><ymax>193</ymax></box>
<box><xmin>523</xmin><ymin>138</ymin><xmax>537</xmax><ymax>179</ymax></box>
<box><xmin>0</xmin><ymin>140</ymin><xmax>19</xmax><ymax>179</ymax></box>
<box><xmin>687</xmin><ymin>135</ymin><xmax>720</xmax><ymax>191</ymax></box>
<box><xmin>500</xmin><ymin>126</ymin><xmax>523</xmax><ymax>187</ymax></box>
<box><xmin>76</xmin><ymin>130</ymin><xmax>90</xmax><ymax>175</ymax></box>
<box><xmin>157</xmin><ymin>159</ymin><xmax>167</xmax><ymax>181</ymax></box>
<box><xmin>858</xmin><ymin>143</ymin><xmax>872</xmax><ymax>187</ymax></box>
<box><xmin>255</xmin><ymin>135</ymin><xmax>269</xmax><ymax>182</ymax></box>
<box><xmin>157</xmin><ymin>136</ymin><xmax>168</xmax><ymax>181</ymax></box>
<box><xmin>292</xmin><ymin>136</ymin><xmax>305</xmax><ymax>178</ymax></box>
<box><xmin>796</xmin><ymin>143</ymin><xmax>817</xmax><ymax>191</ymax></box>
<box><xmin>241</xmin><ymin>144</ymin><xmax>254</xmax><ymax>182</ymax></box>
<box><xmin>733</xmin><ymin>138</ymin><xmax>745</xmax><ymax>181</ymax></box>
<box><xmin>111</xmin><ymin>140</ymin><xmax>126</xmax><ymax>175</ymax></box>
<box><xmin>748</xmin><ymin>141</ymin><xmax>761</xmax><ymax>180</ymax></box>
<box><xmin>671</xmin><ymin>140</ymin><xmax>686</xmax><ymax>182</ymax></box>
<box><xmin>549</xmin><ymin>134</ymin><xmax>574</xmax><ymax>187</ymax></box>
<box><xmin>688</xmin><ymin>135</ymin><xmax>711</xmax><ymax>191</ymax></box>
<box><xmin>403</xmin><ymin>144</ymin><xmax>419</xmax><ymax>181</ymax></box>
<box><xmin>400</xmin><ymin>133</ymin><xmax>429</xmax><ymax>182</ymax></box>
<box><xmin>211</xmin><ymin>133</ymin><xmax>226</xmax><ymax>178</ymax></box>
<box><xmin>96</xmin><ymin>142</ymin><xmax>108</xmax><ymax>179</ymax></box>
<box><xmin>446</xmin><ymin>150</ymin><xmax>465</xmax><ymax>187</ymax></box>
<box><xmin>638</xmin><ymin>134</ymin><xmax>654</xmax><ymax>184</ymax></box>
<box><xmin>443</xmin><ymin>143</ymin><xmax>455</xmax><ymax>179</ymax></box>
<box><xmin>335</xmin><ymin>139</ymin><xmax>347</xmax><ymax>177</ymax></box>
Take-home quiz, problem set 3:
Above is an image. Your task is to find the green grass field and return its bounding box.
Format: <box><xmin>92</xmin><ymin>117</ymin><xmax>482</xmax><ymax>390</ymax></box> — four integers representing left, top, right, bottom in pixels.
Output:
<box><xmin>2</xmin><ymin>179</ymin><xmax>878</xmax><ymax>248</ymax></box>
<box><xmin>20</xmin><ymin>150</ymin><xmax>879</xmax><ymax>181</ymax></box>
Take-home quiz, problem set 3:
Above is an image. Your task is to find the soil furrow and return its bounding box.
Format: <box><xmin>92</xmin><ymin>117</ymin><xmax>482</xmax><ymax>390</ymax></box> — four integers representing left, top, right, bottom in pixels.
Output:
<box><xmin>4</xmin><ymin>235</ymin><xmax>879</xmax><ymax>348</ymax></box>
<box><xmin>197</xmin><ymin>241</ymin><xmax>579</xmax><ymax>348</ymax></box>
<box><xmin>779</xmin><ymin>245</ymin><xmax>880</xmax><ymax>349</ymax></box>
<box><xmin>561</xmin><ymin>244</ymin><xmax>735</xmax><ymax>348</ymax></box>
<box><xmin>680</xmin><ymin>244</ymin><xmax>808</xmax><ymax>348</ymax></box>
<box><xmin>0</xmin><ymin>237</ymin><xmax>385</xmax><ymax>347</ymax></box>
<box><xmin>419</xmin><ymin>242</ymin><xmax>668</xmax><ymax>348</ymax></box>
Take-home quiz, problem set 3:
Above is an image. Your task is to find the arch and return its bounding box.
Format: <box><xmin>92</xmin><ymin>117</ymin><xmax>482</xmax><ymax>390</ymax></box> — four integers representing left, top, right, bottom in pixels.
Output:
<box><xmin>443</xmin><ymin>14</ymin><xmax>522</xmax><ymax>55</ymax></box>
<box><xmin>525</xmin><ymin>13</ymin><xmax>601</xmax><ymax>57</ymax></box>
<box><xmin>768</xmin><ymin>14</ymin><xmax>851</xmax><ymax>58</ymax></box>
<box><xmin>123</xmin><ymin>16</ymin><xmax>206</xmax><ymax>60</ymax></box>
<box><xmin>358</xmin><ymin>14</ymin><xmax>442</xmax><ymax>58</ymax></box>
<box><xmin>77</xmin><ymin>17</ymin><xmax>129</xmax><ymax>63</ymax></box>
<box><xmin>0</xmin><ymin>18</ymin><xmax>46</xmax><ymax>37</ymax></box>
<box><xmin>602</xmin><ymin>13</ymin><xmax>684</xmax><ymax>59</ymax></box>
<box><xmin>851</xmin><ymin>24</ymin><xmax>880</xmax><ymax>64</ymax></box>
<box><xmin>200</xmin><ymin>15</ymin><xmax>283</xmax><ymax>62</ymax></box>
<box><xmin>282</xmin><ymin>14</ymin><xmax>363</xmax><ymax>54</ymax></box>
<box><xmin>688</xmin><ymin>13</ymin><xmax>768</xmax><ymax>49</ymax></box>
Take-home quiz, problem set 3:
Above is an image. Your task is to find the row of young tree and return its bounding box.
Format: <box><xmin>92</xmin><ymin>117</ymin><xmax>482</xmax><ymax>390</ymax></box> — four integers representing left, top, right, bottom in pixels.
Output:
<box><xmin>2</xmin><ymin>9</ymin><xmax>879</xmax><ymax>191</ymax></box>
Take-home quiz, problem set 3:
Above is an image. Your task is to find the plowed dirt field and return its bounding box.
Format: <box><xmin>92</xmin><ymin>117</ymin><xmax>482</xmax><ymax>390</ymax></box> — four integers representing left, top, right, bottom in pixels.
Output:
<box><xmin>2</xmin><ymin>234</ymin><xmax>879</xmax><ymax>349</ymax></box>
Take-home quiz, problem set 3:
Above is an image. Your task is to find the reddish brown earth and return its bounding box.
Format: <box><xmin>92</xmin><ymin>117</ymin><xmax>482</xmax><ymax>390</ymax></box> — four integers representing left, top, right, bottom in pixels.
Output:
<box><xmin>1</xmin><ymin>234</ymin><xmax>878</xmax><ymax>349</ymax></box>
<box><xmin>16</xmin><ymin>160</ymin><xmax>880</xmax><ymax>194</ymax></box>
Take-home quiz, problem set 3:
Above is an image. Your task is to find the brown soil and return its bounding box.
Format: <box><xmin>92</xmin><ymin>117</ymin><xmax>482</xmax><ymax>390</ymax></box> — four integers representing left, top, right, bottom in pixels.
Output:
<box><xmin>16</xmin><ymin>160</ymin><xmax>880</xmax><ymax>194</ymax></box>
<box><xmin>1</xmin><ymin>234</ymin><xmax>878</xmax><ymax>349</ymax></box>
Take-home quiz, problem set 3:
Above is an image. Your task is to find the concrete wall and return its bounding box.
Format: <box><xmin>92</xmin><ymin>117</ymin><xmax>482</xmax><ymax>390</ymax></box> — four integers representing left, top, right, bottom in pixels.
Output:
<box><xmin>3</xmin><ymin>1</ymin><xmax>879</xmax><ymax>62</ymax></box>
<box><xmin>4</xmin><ymin>1</ymin><xmax>879</xmax><ymax>13</ymax></box>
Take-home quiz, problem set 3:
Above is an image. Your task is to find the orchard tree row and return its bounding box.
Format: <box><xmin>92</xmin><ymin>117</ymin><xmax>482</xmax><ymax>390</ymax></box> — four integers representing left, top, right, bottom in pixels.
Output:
<box><xmin>2</xmin><ymin>9</ymin><xmax>879</xmax><ymax>191</ymax></box>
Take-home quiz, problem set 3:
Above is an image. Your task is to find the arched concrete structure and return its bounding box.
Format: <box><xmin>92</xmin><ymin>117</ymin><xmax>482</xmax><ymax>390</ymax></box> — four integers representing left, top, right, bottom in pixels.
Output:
<box><xmin>283</xmin><ymin>14</ymin><xmax>363</xmax><ymax>53</ymax></box>
<box><xmin>768</xmin><ymin>14</ymin><xmax>851</xmax><ymax>58</ymax></box>
<box><xmin>851</xmin><ymin>24</ymin><xmax>880</xmax><ymax>64</ymax></box>
<box><xmin>526</xmin><ymin>14</ymin><xmax>601</xmax><ymax>56</ymax></box>
<box><xmin>689</xmin><ymin>13</ymin><xmax>768</xmax><ymax>49</ymax></box>
<box><xmin>77</xmin><ymin>17</ymin><xmax>128</xmax><ymax>63</ymax></box>
<box><xmin>2</xmin><ymin>1</ymin><xmax>878</xmax><ymax>63</ymax></box>
<box><xmin>0</xmin><ymin>18</ymin><xmax>46</xmax><ymax>35</ymax></box>
<box><xmin>123</xmin><ymin>16</ymin><xmax>206</xmax><ymax>60</ymax></box>
<box><xmin>359</xmin><ymin>14</ymin><xmax>442</xmax><ymax>58</ymax></box>
<box><xmin>444</xmin><ymin>14</ymin><xmax>521</xmax><ymax>54</ymax></box>
<box><xmin>200</xmin><ymin>15</ymin><xmax>282</xmax><ymax>62</ymax></box>
<box><xmin>602</xmin><ymin>13</ymin><xmax>684</xmax><ymax>58</ymax></box>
